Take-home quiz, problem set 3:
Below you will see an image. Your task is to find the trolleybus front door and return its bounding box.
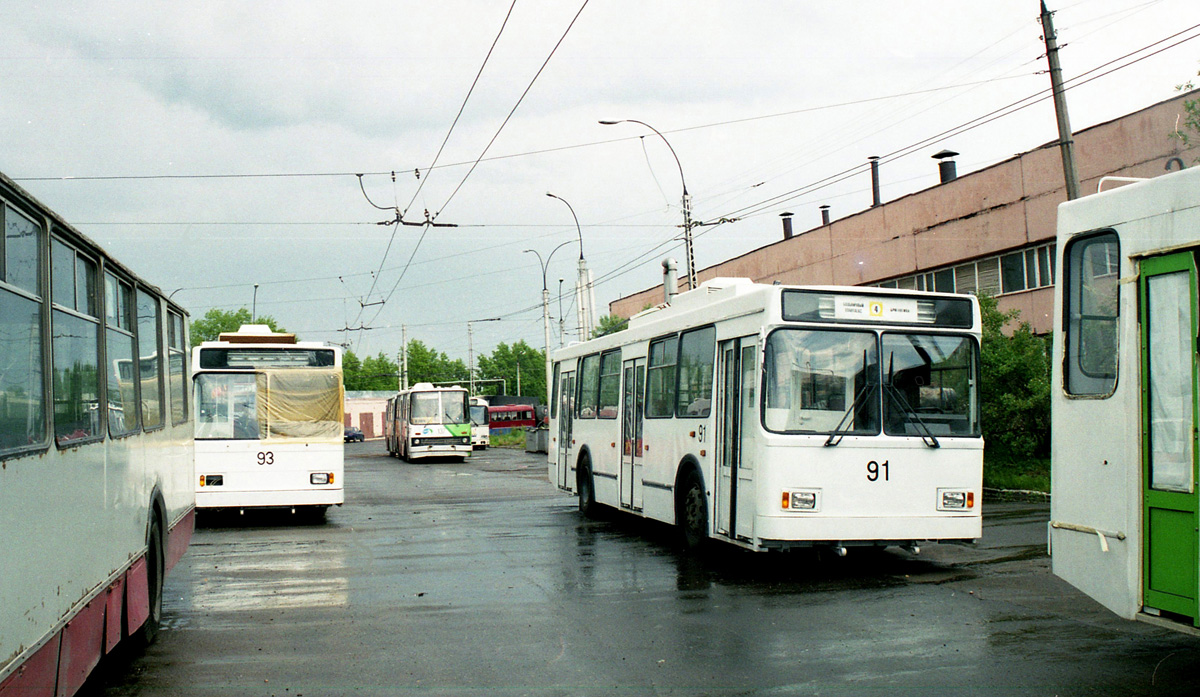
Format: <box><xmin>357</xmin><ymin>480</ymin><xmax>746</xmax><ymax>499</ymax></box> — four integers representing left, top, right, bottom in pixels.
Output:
<box><xmin>557</xmin><ymin>371</ymin><xmax>575</xmax><ymax>490</ymax></box>
<box><xmin>1139</xmin><ymin>252</ymin><xmax>1200</xmax><ymax>625</ymax></box>
<box><xmin>717</xmin><ymin>337</ymin><xmax>757</xmax><ymax>541</ymax></box>
<box><xmin>620</xmin><ymin>358</ymin><xmax>646</xmax><ymax>510</ymax></box>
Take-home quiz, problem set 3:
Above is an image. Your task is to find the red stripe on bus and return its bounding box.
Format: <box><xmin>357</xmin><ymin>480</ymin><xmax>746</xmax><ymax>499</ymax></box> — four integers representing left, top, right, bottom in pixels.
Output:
<box><xmin>125</xmin><ymin>557</ymin><xmax>150</xmax><ymax>635</ymax></box>
<box><xmin>0</xmin><ymin>633</ymin><xmax>60</xmax><ymax>697</ymax></box>
<box><xmin>57</xmin><ymin>596</ymin><xmax>105</xmax><ymax>697</ymax></box>
<box><xmin>167</xmin><ymin>508</ymin><xmax>195</xmax><ymax>573</ymax></box>
<box><xmin>104</xmin><ymin>577</ymin><xmax>125</xmax><ymax>654</ymax></box>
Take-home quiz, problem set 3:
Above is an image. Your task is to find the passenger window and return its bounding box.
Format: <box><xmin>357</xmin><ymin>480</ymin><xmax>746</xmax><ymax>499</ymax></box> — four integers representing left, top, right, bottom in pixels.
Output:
<box><xmin>676</xmin><ymin>326</ymin><xmax>715</xmax><ymax>417</ymax></box>
<box><xmin>1</xmin><ymin>204</ymin><xmax>47</xmax><ymax>455</ymax></box>
<box><xmin>577</xmin><ymin>354</ymin><xmax>600</xmax><ymax>419</ymax></box>
<box><xmin>168</xmin><ymin>311</ymin><xmax>189</xmax><ymax>423</ymax></box>
<box><xmin>105</xmin><ymin>273</ymin><xmax>139</xmax><ymax>436</ymax></box>
<box><xmin>137</xmin><ymin>289</ymin><xmax>164</xmax><ymax>429</ymax></box>
<box><xmin>597</xmin><ymin>351</ymin><xmax>621</xmax><ymax>419</ymax></box>
<box><xmin>646</xmin><ymin>335</ymin><xmax>678</xmax><ymax>418</ymax></box>
<box><xmin>1064</xmin><ymin>232</ymin><xmax>1119</xmax><ymax>395</ymax></box>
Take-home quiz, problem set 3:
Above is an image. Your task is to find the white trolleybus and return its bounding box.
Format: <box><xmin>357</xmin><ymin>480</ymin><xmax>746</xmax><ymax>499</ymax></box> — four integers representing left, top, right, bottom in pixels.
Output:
<box><xmin>386</xmin><ymin>383</ymin><xmax>472</xmax><ymax>461</ymax></box>
<box><xmin>470</xmin><ymin>395</ymin><xmax>490</xmax><ymax>449</ymax></box>
<box><xmin>548</xmin><ymin>277</ymin><xmax>983</xmax><ymax>552</ymax></box>
<box><xmin>192</xmin><ymin>325</ymin><xmax>344</xmax><ymax>516</ymax></box>
<box><xmin>1</xmin><ymin>171</ymin><xmax>194</xmax><ymax>696</ymax></box>
<box><xmin>1051</xmin><ymin>165</ymin><xmax>1200</xmax><ymax>633</ymax></box>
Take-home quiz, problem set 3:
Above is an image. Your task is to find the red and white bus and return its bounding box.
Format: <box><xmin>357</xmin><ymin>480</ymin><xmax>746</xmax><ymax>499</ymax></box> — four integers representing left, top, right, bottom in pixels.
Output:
<box><xmin>487</xmin><ymin>403</ymin><xmax>537</xmax><ymax>433</ymax></box>
<box><xmin>1</xmin><ymin>171</ymin><xmax>194</xmax><ymax>696</ymax></box>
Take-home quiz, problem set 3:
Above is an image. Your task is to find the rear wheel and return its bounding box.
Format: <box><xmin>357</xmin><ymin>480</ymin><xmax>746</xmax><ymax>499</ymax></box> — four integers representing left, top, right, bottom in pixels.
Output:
<box><xmin>135</xmin><ymin>514</ymin><xmax>164</xmax><ymax>646</ymax></box>
<box><xmin>678</xmin><ymin>470</ymin><xmax>709</xmax><ymax>552</ymax></box>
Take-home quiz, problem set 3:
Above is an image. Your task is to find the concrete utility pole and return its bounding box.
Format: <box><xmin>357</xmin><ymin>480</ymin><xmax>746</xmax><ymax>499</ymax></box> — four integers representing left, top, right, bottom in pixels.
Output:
<box><xmin>1040</xmin><ymin>1</ymin><xmax>1081</xmax><ymax>200</ymax></box>
<box><xmin>467</xmin><ymin>321</ymin><xmax>475</xmax><ymax>395</ymax></box>
<box><xmin>401</xmin><ymin>325</ymin><xmax>409</xmax><ymax>390</ymax></box>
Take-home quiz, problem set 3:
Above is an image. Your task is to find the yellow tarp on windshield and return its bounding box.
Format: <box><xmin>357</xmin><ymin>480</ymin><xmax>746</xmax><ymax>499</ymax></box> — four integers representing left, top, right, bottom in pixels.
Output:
<box><xmin>255</xmin><ymin>368</ymin><xmax>344</xmax><ymax>442</ymax></box>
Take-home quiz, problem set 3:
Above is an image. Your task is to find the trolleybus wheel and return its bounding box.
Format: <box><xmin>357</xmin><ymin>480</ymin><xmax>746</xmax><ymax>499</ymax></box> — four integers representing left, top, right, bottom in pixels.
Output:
<box><xmin>577</xmin><ymin>457</ymin><xmax>598</xmax><ymax>519</ymax></box>
<box><xmin>678</xmin><ymin>470</ymin><xmax>708</xmax><ymax>552</ymax></box>
<box><xmin>136</xmin><ymin>513</ymin><xmax>165</xmax><ymax>646</ymax></box>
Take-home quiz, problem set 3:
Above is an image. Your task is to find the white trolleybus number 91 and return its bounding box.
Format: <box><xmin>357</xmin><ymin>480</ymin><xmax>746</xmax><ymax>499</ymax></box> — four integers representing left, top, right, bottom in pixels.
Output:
<box><xmin>549</xmin><ymin>278</ymin><xmax>983</xmax><ymax>553</ymax></box>
<box><xmin>192</xmin><ymin>325</ymin><xmax>345</xmax><ymax>516</ymax></box>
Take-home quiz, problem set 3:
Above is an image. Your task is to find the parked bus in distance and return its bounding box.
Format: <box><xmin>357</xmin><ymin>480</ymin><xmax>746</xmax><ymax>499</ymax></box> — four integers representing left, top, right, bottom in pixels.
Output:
<box><xmin>386</xmin><ymin>383</ymin><xmax>471</xmax><ymax>461</ymax></box>
<box><xmin>548</xmin><ymin>276</ymin><xmax>983</xmax><ymax>553</ymax></box>
<box><xmin>1051</xmin><ymin>166</ymin><xmax>1200</xmax><ymax>633</ymax></box>
<box><xmin>1</xmin><ymin>171</ymin><xmax>194</xmax><ymax>696</ymax></box>
<box><xmin>469</xmin><ymin>396</ymin><xmax>490</xmax><ymax>449</ymax></box>
<box><xmin>192</xmin><ymin>325</ymin><xmax>344</xmax><ymax>516</ymax></box>
<box><xmin>487</xmin><ymin>403</ymin><xmax>537</xmax><ymax>433</ymax></box>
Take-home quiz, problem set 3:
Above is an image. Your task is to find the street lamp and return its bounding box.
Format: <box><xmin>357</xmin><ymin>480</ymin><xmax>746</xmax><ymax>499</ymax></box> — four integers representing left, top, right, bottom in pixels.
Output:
<box><xmin>546</xmin><ymin>192</ymin><xmax>596</xmax><ymax>340</ymax></box>
<box><xmin>524</xmin><ymin>240</ymin><xmax>576</xmax><ymax>409</ymax></box>
<box><xmin>252</xmin><ymin>283</ymin><xmax>260</xmax><ymax>322</ymax></box>
<box><xmin>599</xmin><ymin>118</ymin><xmax>696</xmax><ymax>290</ymax></box>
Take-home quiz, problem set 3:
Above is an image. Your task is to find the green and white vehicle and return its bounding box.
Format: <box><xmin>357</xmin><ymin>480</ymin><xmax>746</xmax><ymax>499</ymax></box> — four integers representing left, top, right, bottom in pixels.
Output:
<box><xmin>387</xmin><ymin>383</ymin><xmax>472</xmax><ymax>462</ymax></box>
<box><xmin>1051</xmin><ymin>165</ymin><xmax>1200</xmax><ymax>633</ymax></box>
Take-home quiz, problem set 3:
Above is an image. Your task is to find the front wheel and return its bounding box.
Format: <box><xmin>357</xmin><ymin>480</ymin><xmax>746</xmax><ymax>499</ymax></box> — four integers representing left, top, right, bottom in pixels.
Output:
<box><xmin>577</xmin><ymin>459</ymin><xmax>599</xmax><ymax>519</ymax></box>
<box><xmin>678</xmin><ymin>471</ymin><xmax>709</xmax><ymax>552</ymax></box>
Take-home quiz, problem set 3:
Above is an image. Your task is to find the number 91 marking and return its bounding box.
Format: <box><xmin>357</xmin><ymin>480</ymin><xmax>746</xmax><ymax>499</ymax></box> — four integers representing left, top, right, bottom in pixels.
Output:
<box><xmin>867</xmin><ymin>460</ymin><xmax>889</xmax><ymax>481</ymax></box>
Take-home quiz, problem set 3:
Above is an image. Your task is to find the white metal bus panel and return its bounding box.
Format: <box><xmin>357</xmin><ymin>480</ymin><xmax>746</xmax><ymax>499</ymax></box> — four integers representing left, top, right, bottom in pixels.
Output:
<box><xmin>550</xmin><ymin>278</ymin><xmax>983</xmax><ymax>551</ymax></box>
<box><xmin>1051</xmin><ymin>166</ymin><xmax>1200</xmax><ymax>625</ymax></box>
<box><xmin>194</xmin><ymin>440</ymin><xmax>344</xmax><ymax>508</ymax></box>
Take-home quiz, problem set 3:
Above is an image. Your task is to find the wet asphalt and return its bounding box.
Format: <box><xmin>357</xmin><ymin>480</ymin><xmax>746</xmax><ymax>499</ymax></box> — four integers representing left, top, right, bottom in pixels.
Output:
<box><xmin>85</xmin><ymin>439</ymin><xmax>1200</xmax><ymax>696</ymax></box>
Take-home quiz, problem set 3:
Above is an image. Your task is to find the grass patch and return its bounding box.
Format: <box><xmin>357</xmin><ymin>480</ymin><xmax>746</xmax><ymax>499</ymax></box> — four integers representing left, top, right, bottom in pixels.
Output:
<box><xmin>984</xmin><ymin>453</ymin><xmax>1050</xmax><ymax>492</ymax></box>
<box><xmin>488</xmin><ymin>429</ymin><xmax>527</xmax><ymax>448</ymax></box>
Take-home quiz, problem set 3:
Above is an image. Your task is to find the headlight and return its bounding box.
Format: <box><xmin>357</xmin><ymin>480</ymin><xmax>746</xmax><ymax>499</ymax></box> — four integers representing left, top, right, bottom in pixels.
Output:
<box><xmin>199</xmin><ymin>474</ymin><xmax>224</xmax><ymax>487</ymax></box>
<box><xmin>783</xmin><ymin>489</ymin><xmax>819</xmax><ymax>511</ymax></box>
<box><xmin>938</xmin><ymin>489</ymin><xmax>974</xmax><ymax>510</ymax></box>
<box><xmin>311</xmin><ymin>473</ymin><xmax>333</xmax><ymax>485</ymax></box>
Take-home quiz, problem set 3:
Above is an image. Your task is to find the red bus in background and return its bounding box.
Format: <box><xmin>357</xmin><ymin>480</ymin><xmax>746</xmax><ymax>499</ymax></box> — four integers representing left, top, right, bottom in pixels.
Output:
<box><xmin>487</xmin><ymin>404</ymin><xmax>537</xmax><ymax>433</ymax></box>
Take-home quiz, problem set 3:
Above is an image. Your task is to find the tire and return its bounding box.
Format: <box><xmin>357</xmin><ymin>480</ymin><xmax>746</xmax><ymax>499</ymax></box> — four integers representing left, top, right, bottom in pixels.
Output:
<box><xmin>577</xmin><ymin>457</ymin><xmax>599</xmax><ymax>519</ymax></box>
<box><xmin>678</xmin><ymin>470</ymin><xmax>709</xmax><ymax>552</ymax></box>
<box><xmin>135</xmin><ymin>514</ymin><xmax>165</xmax><ymax>646</ymax></box>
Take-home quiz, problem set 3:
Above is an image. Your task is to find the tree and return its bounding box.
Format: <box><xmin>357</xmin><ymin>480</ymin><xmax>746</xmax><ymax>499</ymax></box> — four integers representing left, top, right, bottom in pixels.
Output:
<box><xmin>343</xmin><ymin>351</ymin><xmax>399</xmax><ymax>391</ymax></box>
<box><xmin>1170</xmin><ymin>68</ymin><xmax>1200</xmax><ymax>163</ymax></box>
<box><xmin>477</xmin><ymin>340</ymin><xmax>547</xmax><ymax>402</ymax></box>
<box><xmin>978</xmin><ymin>294</ymin><xmax>1051</xmax><ymax>459</ymax></box>
<box><xmin>591</xmin><ymin>314</ymin><xmax>629</xmax><ymax>339</ymax></box>
<box><xmin>404</xmin><ymin>339</ymin><xmax>469</xmax><ymax>386</ymax></box>
<box><xmin>190</xmin><ymin>308</ymin><xmax>285</xmax><ymax>344</ymax></box>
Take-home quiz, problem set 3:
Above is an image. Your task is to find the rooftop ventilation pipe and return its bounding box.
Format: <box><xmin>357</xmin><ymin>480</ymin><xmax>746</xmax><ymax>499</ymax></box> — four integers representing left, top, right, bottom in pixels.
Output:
<box><xmin>820</xmin><ymin>205</ymin><xmax>831</xmax><ymax>226</ymax></box>
<box><xmin>780</xmin><ymin>212</ymin><xmax>794</xmax><ymax>240</ymax></box>
<box><xmin>868</xmin><ymin>156</ymin><xmax>881</xmax><ymax>207</ymax></box>
<box><xmin>933</xmin><ymin>149</ymin><xmax>959</xmax><ymax>183</ymax></box>
<box><xmin>662</xmin><ymin>257</ymin><xmax>679</xmax><ymax>305</ymax></box>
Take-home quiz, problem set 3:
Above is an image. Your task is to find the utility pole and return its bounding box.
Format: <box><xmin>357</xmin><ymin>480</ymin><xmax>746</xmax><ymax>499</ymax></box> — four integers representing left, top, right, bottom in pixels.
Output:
<box><xmin>401</xmin><ymin>324</ymin><xmax>409</xmax><ymax>390</ymax></box>
<box><xmin>467</xmin><ymin>321</ymin><xmax>475</xmax><ymax>395</ymax></box>
<box><xmin>1040</xmin><ymin>1</ymin><xmax>1081</xmax><ymax>200</ymax></box>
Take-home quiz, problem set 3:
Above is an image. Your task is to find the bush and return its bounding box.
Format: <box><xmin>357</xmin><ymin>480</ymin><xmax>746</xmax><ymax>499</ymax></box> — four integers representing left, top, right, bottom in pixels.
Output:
<box><xmin>979</xmin><ymin>294</ymin><xmax>1051</xmax><ymax>460</ymax></box>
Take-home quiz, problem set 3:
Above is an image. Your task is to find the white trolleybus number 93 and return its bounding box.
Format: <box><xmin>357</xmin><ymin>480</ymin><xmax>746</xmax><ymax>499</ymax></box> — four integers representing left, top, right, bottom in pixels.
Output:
<box><xmin>549</xmin><ymin>278</ymin><xmax>983</xmax><ymax>553</ymax></box>
<box><xmin>192</xmin><ymin>325</ymin><xmax>345</xmax><ymax>516</ymax></box>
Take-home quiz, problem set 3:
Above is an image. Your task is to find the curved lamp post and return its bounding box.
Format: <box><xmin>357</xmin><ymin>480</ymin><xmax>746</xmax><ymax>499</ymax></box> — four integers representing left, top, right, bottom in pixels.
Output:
<box><xmin>599</xmin><ymin>118</ymin><xmax>696</xmax><ymax>290</ymax></box>
<box><xmin>525</xmin><ymin>239</ymin><xmax>576</xmax><ymax>409</ymax></box>
<box><xmin>545</xmin><ymin>192</ymin><xmax>595</xmax><ymax>341</ymax></box>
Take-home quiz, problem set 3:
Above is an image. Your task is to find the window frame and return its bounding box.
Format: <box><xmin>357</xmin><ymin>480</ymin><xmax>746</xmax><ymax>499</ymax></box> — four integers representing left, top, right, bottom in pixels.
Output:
<box><xmin>137</xmin><ymin>287</ymin><xmax>165</xmax><ymax>432</ymax></box>
<box><xmin>0</xmin><ymin>200</ymin><xmax>50</xmax><ymax>459</ymax></box>
<box><xmin>675</xmin><ymin>325</ymin><xmax>716</xmax><ymax>419</ymax></box>
<box><xmin>597</xmin><ymin>350</ymin><xmax>621</xmax><ymax>420</ymax></box>
<box><xmin>1062</xmin><ymin>230</ymin><xmax>1120</xmax><ymax>397</ymax></box>
<box><xmin>645</xmin><ymin>334</ymin><xmax>679</xmax><ymax>419</ymax></box>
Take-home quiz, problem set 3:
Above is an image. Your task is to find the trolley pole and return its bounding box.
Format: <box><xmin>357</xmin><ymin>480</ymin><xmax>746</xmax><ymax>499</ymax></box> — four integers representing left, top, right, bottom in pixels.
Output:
<box><xmin>1040</xmin><ymin>1</ymin><xmax>1080</xmax><ymax>200</ymax></box>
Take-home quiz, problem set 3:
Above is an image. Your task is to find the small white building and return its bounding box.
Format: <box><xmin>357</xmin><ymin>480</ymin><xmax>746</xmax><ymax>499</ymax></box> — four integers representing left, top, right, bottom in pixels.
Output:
<box><xmin>344</xmin><ymin>390</ymin><xmax>394</xmax><ymax>439</ymax></box>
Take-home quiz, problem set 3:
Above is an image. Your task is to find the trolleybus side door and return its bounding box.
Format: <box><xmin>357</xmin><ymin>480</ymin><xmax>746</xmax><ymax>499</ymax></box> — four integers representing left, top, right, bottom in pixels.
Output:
<box><xmin>1139</xmin><ymin>251</ymin><xmax>1200</xmax><ymax>624</ymax></box>
<box><xmin>716</xmin><ymin>336</ymin><xmax>757</xmax><ymax>541</ymax></box>
<box><xmin>557</xmin><ymin>371</ymin><xmax>575</xmax><ymax>490</ymax></box>
<box><xmin>620</xmin><ymin>357</ymin><xmax>646</xmax><ymax>510</ymax></box>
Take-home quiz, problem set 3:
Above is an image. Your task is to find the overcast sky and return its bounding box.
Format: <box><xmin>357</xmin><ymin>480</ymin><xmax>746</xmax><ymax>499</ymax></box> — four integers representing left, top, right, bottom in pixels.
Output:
<box><xmin>4</xmin><ymin>1</ymin><xmax>1197</xmax><ymax>362</ymax></box>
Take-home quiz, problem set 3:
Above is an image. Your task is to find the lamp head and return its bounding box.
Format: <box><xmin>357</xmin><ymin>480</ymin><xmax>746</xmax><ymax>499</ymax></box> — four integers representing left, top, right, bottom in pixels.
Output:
<box><xmin>598</xmin><ymin>120</ymin><xmax>620</xmax><ymax>125</ymax></box>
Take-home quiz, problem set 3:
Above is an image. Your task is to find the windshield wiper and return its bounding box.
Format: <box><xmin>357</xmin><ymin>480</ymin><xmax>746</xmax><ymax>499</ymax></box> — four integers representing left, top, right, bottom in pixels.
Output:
<box><xmin>824</xmin><ymin>381</ymin><xmax>878</xmax><ymax>447</ymax></box>
<box><xmin>883</xmin><ymin>352</ymin><xmax>940</xmax><ymax>448</ymax></box>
